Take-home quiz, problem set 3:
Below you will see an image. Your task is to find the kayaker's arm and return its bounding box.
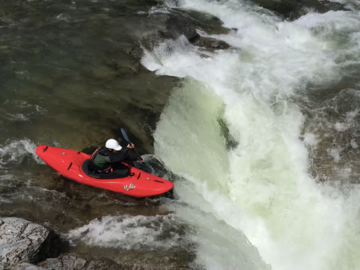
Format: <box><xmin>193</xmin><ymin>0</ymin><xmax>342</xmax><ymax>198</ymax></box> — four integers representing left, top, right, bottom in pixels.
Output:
<box><xmin>109</xmin><ymin>147</ymin><xmax>138</xmax><ymax>163</ymax></box>
<box><xmin>126</xmin><ymin>143</ymin><xmax>144</xmax><ymax>162</ymax></box>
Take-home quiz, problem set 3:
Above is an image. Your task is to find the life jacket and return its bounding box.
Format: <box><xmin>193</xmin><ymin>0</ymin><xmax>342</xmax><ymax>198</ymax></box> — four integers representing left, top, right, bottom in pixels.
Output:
<box><xmin>90</xmin><ymin>148</ymin><xmax>113</xmax><ymax>173</ymax></box>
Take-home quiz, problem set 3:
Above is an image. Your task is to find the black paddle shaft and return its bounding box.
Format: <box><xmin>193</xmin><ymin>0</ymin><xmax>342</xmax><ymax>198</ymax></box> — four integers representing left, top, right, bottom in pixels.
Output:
<box><xmin>120</xmin><ymin>128</ymin><xmax>142</xmax><ymax>160</ymax></box>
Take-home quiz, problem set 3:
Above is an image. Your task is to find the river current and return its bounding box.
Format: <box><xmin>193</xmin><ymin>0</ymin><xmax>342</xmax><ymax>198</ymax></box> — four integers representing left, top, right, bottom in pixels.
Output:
<box><xmin>1</xmin><ymin>0</ymin><xmax>360</xmax><ymax>269</ymax></box>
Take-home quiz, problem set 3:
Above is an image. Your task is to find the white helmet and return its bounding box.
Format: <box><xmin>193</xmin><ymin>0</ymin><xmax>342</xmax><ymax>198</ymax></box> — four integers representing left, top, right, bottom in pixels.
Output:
<box><xmin>105</xmin><ymin>139</ymin><xmax>122</xmax><ymax>151</ymax></box>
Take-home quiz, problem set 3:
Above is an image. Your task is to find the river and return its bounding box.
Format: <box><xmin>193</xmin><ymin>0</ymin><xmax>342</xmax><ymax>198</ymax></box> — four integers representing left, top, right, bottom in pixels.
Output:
<box><xmin>1</xmin><ymin>0</ymin><xmax>360</xmax><ymax>269</ymax></box>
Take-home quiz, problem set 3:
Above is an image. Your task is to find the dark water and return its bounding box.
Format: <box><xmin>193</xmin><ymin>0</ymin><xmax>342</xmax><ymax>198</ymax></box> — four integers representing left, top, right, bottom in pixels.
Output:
<box><xmin>0</xmin><ymin>0</ymin><xmax>188</xmax><ymax>267</ymax></box>
<box><xmin>0</xmin><ymin>0</ymin><xmax>180</xmax><ymax>152</ymax></box>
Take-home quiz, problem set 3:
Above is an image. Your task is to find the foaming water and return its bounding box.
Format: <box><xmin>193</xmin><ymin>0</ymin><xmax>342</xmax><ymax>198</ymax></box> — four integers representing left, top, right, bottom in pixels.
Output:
<box><xmin>0</xmin><ymin>139</ymin><xmax>44</xmax><ymax>168</ymax></box>
<box><xmin>142</xmin><ymin>1</ymin><xmax>360</xmax><ymax>269</ymax></box>
<box><xmin>67</xmin><ymin>214</ymin><xmax>192</xmax><ymax>251</ymax></box>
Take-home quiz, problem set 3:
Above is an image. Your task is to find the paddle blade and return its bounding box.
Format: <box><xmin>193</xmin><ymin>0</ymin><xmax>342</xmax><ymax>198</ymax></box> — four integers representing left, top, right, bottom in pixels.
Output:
<box><xmin>120</xmin><ymin>128</ymin><xmax>131</xmax><ymax>143</ymax></box>
<box><xmin>121</xmin><ymin>128</ymin><xmax>142</xmax><ymax>160</ymax></box>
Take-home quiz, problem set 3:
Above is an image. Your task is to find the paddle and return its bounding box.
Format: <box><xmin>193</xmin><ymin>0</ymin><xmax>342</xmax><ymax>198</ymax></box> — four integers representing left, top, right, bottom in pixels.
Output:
<box><xmin>120</xmin><ymin>128</ymin><xmax>143</xmax><ymax>161</ymax></box>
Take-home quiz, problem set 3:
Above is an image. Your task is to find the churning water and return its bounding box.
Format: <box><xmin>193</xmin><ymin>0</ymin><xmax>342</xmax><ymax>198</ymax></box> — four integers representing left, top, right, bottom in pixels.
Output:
<box><xmin>141</xmin><ymin>0</ymin><xmax>360</xmax><ymax>269</ymax></box>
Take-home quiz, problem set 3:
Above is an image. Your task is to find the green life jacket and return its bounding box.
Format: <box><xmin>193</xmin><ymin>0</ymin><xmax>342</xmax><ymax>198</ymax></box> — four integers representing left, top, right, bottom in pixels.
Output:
<box><xmin>92</xmin><ymin>150</ymin><xmax>111</xmax><ymax>169</ymax></box>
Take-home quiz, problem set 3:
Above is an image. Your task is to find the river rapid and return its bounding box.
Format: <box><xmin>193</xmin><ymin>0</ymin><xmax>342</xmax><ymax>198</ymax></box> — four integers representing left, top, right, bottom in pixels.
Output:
<box><xmin>1</xmin><ymin>0</ymin><xmax>360</xmax><ymax>269</ymax></box>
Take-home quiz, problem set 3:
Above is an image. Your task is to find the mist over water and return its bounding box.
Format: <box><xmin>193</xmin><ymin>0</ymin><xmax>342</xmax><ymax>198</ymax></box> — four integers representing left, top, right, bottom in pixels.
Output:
<box><xmin>142</xmin><ymin>0</ymin><xmax>360</xmax><ymax>269</ymax></box>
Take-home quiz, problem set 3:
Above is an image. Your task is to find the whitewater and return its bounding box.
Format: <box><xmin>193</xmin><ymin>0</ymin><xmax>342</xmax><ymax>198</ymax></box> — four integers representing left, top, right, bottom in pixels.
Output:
<box><xmin>139</xmin><ymin>0</ymin><xmax>360</xmax><ymax>269</ymax></box>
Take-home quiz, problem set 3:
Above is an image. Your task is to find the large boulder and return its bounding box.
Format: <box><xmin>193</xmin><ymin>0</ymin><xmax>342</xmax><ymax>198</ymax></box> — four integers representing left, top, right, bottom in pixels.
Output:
<box><xmin>0</xmin><ymin>218</ymin><xmax>61</xmax><ymax>268</ymax></box>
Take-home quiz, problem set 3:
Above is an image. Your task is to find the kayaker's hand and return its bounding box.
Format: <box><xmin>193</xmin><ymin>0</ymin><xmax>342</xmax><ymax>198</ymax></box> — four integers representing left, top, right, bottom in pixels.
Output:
<box><xmin>138</xmin><ymin>158</ymin><xmax>144</xmax><ymax>163</ymax></box>
<box><xmin>127</xmin><ymin>143</ymin><xmax>135</xmax><ymax>149</ymax></box>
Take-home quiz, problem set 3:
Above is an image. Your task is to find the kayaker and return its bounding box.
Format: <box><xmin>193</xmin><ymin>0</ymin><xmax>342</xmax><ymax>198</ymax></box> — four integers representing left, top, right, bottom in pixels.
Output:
<box><xmin>89</xmin><ymin>139</ymin><xmax>143</xmax><ymax>176</ymax></box>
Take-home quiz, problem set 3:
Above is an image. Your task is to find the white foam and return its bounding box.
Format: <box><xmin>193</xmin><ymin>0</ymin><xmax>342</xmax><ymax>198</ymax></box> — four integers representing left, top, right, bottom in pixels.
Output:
<box><xmin>1</xmin><ymin>100</ymin><xmax>47</xmax><ymax>122</ymax></box>
<box><xmin>303</xmin><ymin>133</ymin><xmax>319</xmax><ymax>147</ymax></box>
<box><xmin>351</xmin><ymin>139</ymin><xmax>358</xmax><ymax>148</ymax></box>
<box><xmin>143</xmin><ymin>0</ymin><xmax>360</xmax><ymax>269</ymax></box>
<box><xmin>328</xmin><ymin>147</ymin><xmax>343</xmax><ymax>162</ymax></box>
<box><xmin>346</xmin><ymin>110</ymin><xmax>358</xmax><ymax>121</ymax></box>
<box><xmin>67</xmin><ymin>215</ymin><xmax>191</xmax><ymax>250</ymax></box>
<box><xmin>0</xmin><ymin>139</ymin><xmax>44</xmax><ymax>167</ymax></box>
<box><xmin>9</xmin><ymin>113</ymin><xmax>29</xmax><ymax>121</ymax></box>
<box><xmin>334</xmin><ymin>122</ymin><xmax>348</xmax><ymax>131</ymax></box>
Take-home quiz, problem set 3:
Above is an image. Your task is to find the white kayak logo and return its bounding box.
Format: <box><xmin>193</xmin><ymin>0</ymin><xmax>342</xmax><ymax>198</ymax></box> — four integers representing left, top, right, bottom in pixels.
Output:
<box><xmin>124</xmin><ymin>182</ymin><xmax>136</xmax><ymax>191</ymax></box>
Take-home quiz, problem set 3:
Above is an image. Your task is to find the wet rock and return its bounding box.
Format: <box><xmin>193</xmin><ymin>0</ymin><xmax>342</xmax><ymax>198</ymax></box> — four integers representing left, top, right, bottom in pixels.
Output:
<box><xmin>40</xmin><ymin>254</ymin><xmax>88</xmax><ymax>270</ymax></box>
<box><xmin>193</xmin><ymin>36</ymin><xmax>230</xmax><ymax>50</ymax></box>
<box><xmin>0</xmin><ymin>262</ymin><xmax>6</xmax><ymax>270</ymax></box>
<box><xmin>13</xmin><ymin>263</ymin><xmax>45</xmax><ymax>270</ymax></box>
<box><xmin>171</xmin><ymin>8</ymin><xmax>230</xmax><ymax>35</ymax></box>
<box><xmin>58</xmin><ymin>254</ymin><xmax>87</xmax><ymax>269</ymax></box>
<box><xmin>141</xmin><ymin>28</ymin><xmax>176</xmax><ymax>52</ymax></box>
<box><xmin>255</xmin><ymin>0</ymin><xmax>348</xmax><ymax>20</ymax></box>
<box><xmin>37</xmin><ymin>252</ymin><xmax>192</xmax><ymax>270</ymax></box>
<box><xmin>38</xmin><ymin>253</ymin><xmax>139</xmax><ymax>270</ymax></box>
<box><xmin>165</xmin><ymin>14</ymin><xmax>200</xmax><ymax>42</ymax></box>
<box><xmin>142</xmin><ymin>12</ymin><xmax>231</xmax><ymax>52</ymax></box>
<box><xmin>0</xmin><ymin>218</ymin><xmax>61</xmax><ymax>268</ymax></box>
<box><xmin>125</xmin><ymin>45</ymin><xmax>144</xmax><ymax>60</ymax></box>
<box><xmin>85</xmin><ymin>257</ymin><xmax>125</xmax><ymax>270</ymax></box>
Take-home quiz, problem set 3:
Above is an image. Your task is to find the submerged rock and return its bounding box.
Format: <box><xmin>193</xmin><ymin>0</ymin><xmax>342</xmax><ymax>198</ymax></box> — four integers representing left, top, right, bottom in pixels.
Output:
<box><xmin>40</xmin><ymin>254</ymin><xmax>88</xmax><ymax>270</ymax></box>
<box><xmin>171</xmin><ymin>8</ymin><xmax>230</xmax><ymax>35</ymax></box>
<box><xmin>142</xmin><ymin>12</ymin><xmax>231</xmax><ymax>52</ymax></box>
<box><xmin>254</xmin><ymin>0</ymin><xmax>348</xmax><ymax>20</ymax></box>
<box><xmin>0</xmin><ymin>218</ymin><xmax>61</xmax><ymax>268</ymax></box>
<box><xmin>37</xmin><ymin>253</ymin><xmax>191</xmax><ymax>270</ymax></box>
<box><xmin>13</xmin><ymin>263</ymin><xmax>45</xmax><ymax>270</ymax></box>
<box><xmin>165</xmin><ymin>14</ymin><xmax>200</xmax><ymax>43</ymax></box>
<box><xmin>17</xmin><ymin>254</ymin><xmax>123</xmax><ymax>270</ymax></box>
<box><xmin>193</xmin><ymin>36</ymin><xmax>230</xmax><ymax>51</ymax></box>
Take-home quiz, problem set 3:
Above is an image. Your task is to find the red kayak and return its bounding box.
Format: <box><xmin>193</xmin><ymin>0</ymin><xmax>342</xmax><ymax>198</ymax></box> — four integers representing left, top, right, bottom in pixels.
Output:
<box><xmin>35</xmin><ymin>145</ymin><xmax>174</xmax><ymax>198</ymax></box>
